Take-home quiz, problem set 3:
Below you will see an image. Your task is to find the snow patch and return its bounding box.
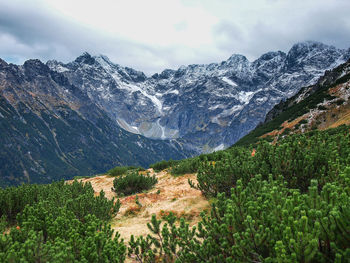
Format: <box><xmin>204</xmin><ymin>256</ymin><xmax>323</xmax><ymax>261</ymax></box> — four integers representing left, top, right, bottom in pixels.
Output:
<box><xmin>96</xmin><ymin>85</ymin><xmax>112</xmax><ymax>100</ymax></box>
<box><xmin>237</xmin><ymin>91</ymin><xmax>254</xmax><ymax>104</ymax></box>
<box><xmin>111</xmin><ymin>75</ymin><xmax>163</xmax><ymax>114</ymax></box>
<box><xmin>213</xmin><ymin>144</ymin><xmax>225</xmax><ymax>151</ymax></box>
<box><xmin>116</xmin><ymin>119</ymin><xmax>140</xmax><ymax>134</ymax></box>
<box><xmin>96</xmin><ymin>55</ymin><xmax>163</xmax><ymax>113</ymax></box>
<box><xmin>235</xmin><ymin>89</ymin><xmax>262</xmax><ymax>104</ymax></box>
<box><xmin>168</xmin><ymin>89</ymin><xmax>179</xmax><ymax>95</ymax></box>
<box><xmin>220</xmin><ymin>105</ymin><xmax>243</xmax><ymax>117</ymax></box>
<box><xmin>211</xmin><ymin>105</ymin><xmax>243</xmax><ymax>125</ymax></box>
<box><xmin>157</xmin><ymin>119</ymin><xmax>166</xmax><ymax>139</ymax></box>
<box><xmin>55</xmin><ymin>65</ymin><xmax>69</xmax><ymax>73</ymax></box>
<box><xmin>222</xmin><ymin>77</ymin><xmax>238</xmax><ymax>87</ymax></box>
<box><xmin>329</xmin><ymin>56</ymin><xmax>346</xmax><ymax>70</ymax></box>
<box><xmin>210</xmin><ymin>116</ymin><xmax>221</xmax><ymax>125</ymax></box>
<box><xmin>209</xmin><ymin>104</ymin><xmax>225</xmax><ymax>110</ymax></box>
<box><xmin>256</xmin><ymin>97</ymin><xmax>267</xmax><ymax>103</ymax></box>
<box><xmin>131</xmin><ymin>125</ymin><xmax>139</xmax><ymax>131</ymax></box>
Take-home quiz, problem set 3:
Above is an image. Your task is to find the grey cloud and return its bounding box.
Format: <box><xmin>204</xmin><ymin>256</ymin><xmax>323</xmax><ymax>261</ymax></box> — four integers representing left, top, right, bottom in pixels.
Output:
<box><xmin>212</xmin><ymin>20</ymin><xmax>287</xmax><ymax>61</ymax></box>
<box><xmin>211</xmin><ymin>1</ymin><xmax>350</xmax><ymax>61</ymax></box>
<box><xmin>0</xmin><ymin>1</ymin><xmax>171</xmax><ymax>74</ymax></box>
<box><xmin>296</xmin><ymin>5</ymin><xmax>350</xmax><ymax>49</ymax></box>
<box><xmin>0</xmin><ymin>2</ymin><xmax>95</xmax><ymax>62</ymax></box>
<box><xmin>0</xmin><ymin>0</ymin><xmax>350</xmax><ymax>75</ymax></box>
<box><xmin>213</xmin><ymin>21</ymin><xmax>245</xmax><ymax>52</ymax></box>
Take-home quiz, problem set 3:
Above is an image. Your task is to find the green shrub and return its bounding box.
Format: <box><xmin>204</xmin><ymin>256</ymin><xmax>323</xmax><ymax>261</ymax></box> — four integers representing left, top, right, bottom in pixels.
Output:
<box><xmin>112</xmin><ymin>171</ymin><xmax>157</xmax><ymax>196</ymax></box>
<box><xmin>171</xmin><ymin>158</ymin><xmax>199</xmax><ymax>176</ymax></box>
<box><xmin>149</xmin><ymin>159</ymin><xmax>179</xmax><ymax>172</ymax></box>
<box><xmin>299</xmin><ymin>119</ymin><xmax>308</xmax><ymax>124</ymax></box>
<box><xmin>0</xmin><ymin>180</ymin><xmax>120</xmax><ymax>224</ymax></box>
<box><xmin>108</xmin><ymin>166</ymin><xmax>145</xmax><ymax>177</ymax></box>
<box><xmin>108</xmin><ymin>166</ymin><xmax>129</xmax><ymax>176</ymax></box>
<box><xmin>264</xmin><ymin>135</ymin><xmax>274</xmax><ymax>142</ymax></box>
<box><xmin>3</xmin><ymin>205</ymin><xmax>125</xmax><ymax>262</ymax></box>
<box><xmin>336</xmin><ymin>99</ymin><xmax>345</xmax><ymax>105</ymax></box>
<box><xmin>281</xmin><ymin>127</ymin><xmax>291</xmax><ymax>135</ymax></box>
<box><xmin>0</xmin><ymin>180</ymin><xmax>124</xmax><ymax>262</ymax></box>
<box><xmin>129</xmin><ymin>169</ymin><xmax>350</xmax><ymax>262</ymax></box>
<box><xmin>318</xmin><ymin>105</ymin><xmax>327</xmax><ymax>110</ymax></box>
<box><xmin>191</xmin><ymin>125</ymin><xmax>350</xmax><ymax>196</ymax></box>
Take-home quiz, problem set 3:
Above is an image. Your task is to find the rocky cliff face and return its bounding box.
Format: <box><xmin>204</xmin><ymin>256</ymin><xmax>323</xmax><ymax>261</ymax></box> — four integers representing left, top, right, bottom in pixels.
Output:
<box><xmin>234</xmin><ymin>58</ymin><xmax>350</xmax><ymax>147</ymax></box>
<box><xmin>0</xmin><ymin>59</ymin><xmax>193</xmax><ymax>186</ymax></box>
<box><xmin>48</xmin><ymin>41</ymin><xmax>350</xmax><ymax>152</ymax></box>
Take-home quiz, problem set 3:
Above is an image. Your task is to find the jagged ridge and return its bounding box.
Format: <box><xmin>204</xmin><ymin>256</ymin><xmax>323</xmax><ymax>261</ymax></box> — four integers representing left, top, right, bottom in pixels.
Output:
<box><xmin>47</xmin><ymin>41</ymin><xmax>350</xmax><ymax>152</ymax></box>
<box><xmin>0</xmin><ymin>59</ymin><xmax>194</xmax><ymax>186</ymax></box>
<box><xmin>235</xmin><ymin>57</ymin><xmax>350</xmax><ymax>146</ymax></box>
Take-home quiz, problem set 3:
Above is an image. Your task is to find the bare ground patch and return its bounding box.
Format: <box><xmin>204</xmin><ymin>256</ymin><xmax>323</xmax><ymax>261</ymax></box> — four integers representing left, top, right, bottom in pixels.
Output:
<box><xmin>67</xmin><ymin>169</ymin><xmax>209</xmax><ymax>242</ymax></box>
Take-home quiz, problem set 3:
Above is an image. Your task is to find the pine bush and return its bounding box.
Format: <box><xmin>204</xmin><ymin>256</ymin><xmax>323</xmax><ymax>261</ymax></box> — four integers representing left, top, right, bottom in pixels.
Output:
<box><xmin>190</xmin><ymin>125</ymin><xmax>350</xmax><ymax>196</ymax></box>
<box><xmin>129</xmin><ymin>168</ymin><xmax>350</xmax><ymax>262</ymax></box>
<box><xmin>0</xmin><ymin>180</ymin><xmax>124</xmax><ymax>262</ymax></box>
<box><xmin>112</xmin><ymin>171</ymin><xmax>157</xmax><ymax>196</ymax></box>
<box><xmin>150</xmin><ymin>159</ymin><xmax>179</xmax><ymax>172</ymax></box>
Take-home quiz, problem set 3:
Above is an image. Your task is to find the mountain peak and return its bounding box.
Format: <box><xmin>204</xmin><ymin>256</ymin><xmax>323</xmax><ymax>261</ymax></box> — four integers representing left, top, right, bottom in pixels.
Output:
<box><xmin>95</xmin><ymin>54</ymin><xmax>113</xmax><ymax>65</ymax></box>
<box><xmin>290</xmin><ymin>41</ymin><xmax>336</xmax><ymax>53</ymax></box>
<box><xmin>284</xmin><ymin>41</ymin><xmax>343</xmax><ymax>72</ymax></box>
<box><xmin>227</xmin><ymin>54</ymin><xmax>248</xmax><ymax>64</ymax></box>
<box><xmin>0</xmin><ymin>58</ymin><xmax>8</xmax><ymax>68</ymax></box>
<box><xmin>75</xmin><ymin>52</ymin><xmax>95</xmax><ymax>65</ymax></box>
<box><xmin>94</xmin><ymin>54</ymin><xmax>123</xmax><ymax>72</ymax></box>
<box><xmin>23</xmin><ymin>59</ymin><xmax>50</xmax><ymax>76</ymax></box>
<box><xmin>257</xmin><ymin>51</ymin><xmax>286</xmax><ymax>61</ymax></box>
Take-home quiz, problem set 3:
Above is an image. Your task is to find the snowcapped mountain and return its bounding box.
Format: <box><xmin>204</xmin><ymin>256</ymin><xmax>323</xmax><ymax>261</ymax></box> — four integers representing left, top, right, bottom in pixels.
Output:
<box><xmin>0</xmin><ymin>58</ymin><xmax>193</xmax><ymax>186</ymax></box>
<box><xmin>47</xmin><ymin>41</ymin><xmax>350</xmax><ymax>152</ymax></box>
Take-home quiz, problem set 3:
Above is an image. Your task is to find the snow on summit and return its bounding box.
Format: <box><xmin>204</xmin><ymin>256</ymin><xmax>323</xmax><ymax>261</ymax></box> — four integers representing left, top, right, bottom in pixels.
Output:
<box><xmin>47</xmin><ymin>41</ymin><xmax>350</xmax><ymax>152</ymax></box>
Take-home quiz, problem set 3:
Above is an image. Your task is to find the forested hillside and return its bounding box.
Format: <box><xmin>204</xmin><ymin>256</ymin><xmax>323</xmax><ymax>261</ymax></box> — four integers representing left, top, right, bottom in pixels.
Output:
<box><xmin>1</xmin><ymin>124</ymin><xmax>350</xmax><ymax>262</ymax></box>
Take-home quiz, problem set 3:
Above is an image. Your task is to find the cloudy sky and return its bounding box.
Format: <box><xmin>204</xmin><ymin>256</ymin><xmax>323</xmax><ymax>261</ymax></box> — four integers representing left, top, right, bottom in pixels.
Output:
<box><xmin>0</xmin><ymin>0</ymin><xmax>349</xmax><ymax>75</ymax></box>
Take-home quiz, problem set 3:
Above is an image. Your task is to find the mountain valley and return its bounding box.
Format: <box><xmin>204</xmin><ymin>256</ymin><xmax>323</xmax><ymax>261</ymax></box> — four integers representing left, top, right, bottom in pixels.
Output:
<box><xmin>1</xmin><ymin>54</ymin><xmax>350</xmax><ymax>262</ymax></box>
<box><xmin>1</xmin><ymin>41</ymin><xmax>349</xmax><ymax>185</ymax></box>
<box><xmin>0</xmin><ymin>59</ymin><xmax>192</xmax><ymax>186</ymax></box>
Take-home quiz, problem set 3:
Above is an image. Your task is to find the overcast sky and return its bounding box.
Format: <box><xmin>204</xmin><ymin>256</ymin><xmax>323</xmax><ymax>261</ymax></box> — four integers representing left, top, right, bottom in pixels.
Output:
<box><xmin>0</xmin><ymin>0</ymin><xmax>349</xmax><ymax>75</ymax></box>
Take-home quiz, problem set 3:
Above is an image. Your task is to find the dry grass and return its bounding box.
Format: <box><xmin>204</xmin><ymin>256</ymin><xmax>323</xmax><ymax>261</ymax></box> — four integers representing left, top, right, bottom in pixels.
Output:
<box><xmin>66</xmin><ymin>175</ymin><xmax>116</xmax><ymax>199</ymax></box>
<box><xmin>260</xmin><ymin>115</ymin><xmax>307</xmax><ymax>140</ymax></box>
<box><xmin>259</xmin><ymin>81</ymin><xmax>350</xmax><ymax>140</ymax></box>
<box><xmin>321</xmin><ymin>104</ymin><xmax>350</xmax><ymax>129</ymax></box>
<box><xmin>66</xmin><ymin>169</ymin><xmax>210</xmax><ymax>243</ymax></box>
<box><xmin>329</xmin><ymin>109</ymin><xmax>350</xmax><ymax>128</ymax></box>
<box><xmin>112</xmin><ymin>170</ymin><xmax>209</xmax><ymax>242</ymax></box>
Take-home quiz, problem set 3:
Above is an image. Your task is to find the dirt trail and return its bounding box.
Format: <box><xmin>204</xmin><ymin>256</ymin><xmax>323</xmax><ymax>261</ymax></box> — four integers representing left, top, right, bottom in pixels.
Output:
<box><xmin>68</xmin><ymin>169</ymin><xmax>210</xmax><ymax>242</ymax></box>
